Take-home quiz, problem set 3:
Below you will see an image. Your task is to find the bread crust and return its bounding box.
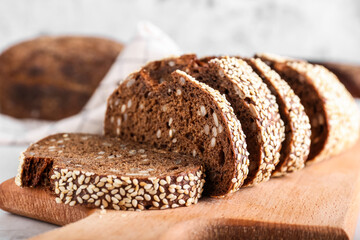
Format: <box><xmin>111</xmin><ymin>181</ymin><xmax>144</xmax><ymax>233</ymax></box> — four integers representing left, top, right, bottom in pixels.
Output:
<box><xmin>0</xmin><ymin>36</ymin><xmax>123</xmax><ymax>120</ymax></box>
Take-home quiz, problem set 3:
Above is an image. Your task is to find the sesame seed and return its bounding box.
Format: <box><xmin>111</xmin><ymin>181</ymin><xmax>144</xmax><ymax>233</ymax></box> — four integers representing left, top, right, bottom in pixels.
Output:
<box><xmin>176</xmin><ymin>89</ymin><xmax>182</xmax><ymax>96</ymax></box>
<box><xmin>144</xmin><ymin>184</ymin><xmax>152</xmax><ymax>190</ymax></box>
<box><xmin>161</xmin><ymin>105</ymin><xmax>168</xmax><ymax>112</ymax></box>
<box><xmin>192</xmin><ymin>150</ymin><xmax>197</xmax><ymax>157</ymax></box>
<box><xmin>179</xmin><ymin>77</ymin><xmax>185</xmax><ymax>85</ymax></box>
<box><xmin>129</xmin><ymin>150</ymin><xmax>136</xmax><ymax>155</ymax></box>
<box><xmin>210</xmin><ymin>138</ymin><xmax>216</xmax><ymax>148</ymax></box>
<box><xmin>159</xmin><ymin>193</ymin><xmax>166</xmax><ymax>199</ymax></box>
<box><xmin>204</xmin><ymin>124</ymin><xmax>210</xmax><ymax>135</ymax></box>
<box><xmin>176</xmin><ymin>176</ymin><xmax>183</xmax><ymax>182</ymax></box>
<box><xmin>218</xmin><ymin>125</ymin><xmax>224</xmax><ymax>133</ymax></box>
<box><xmin>77</xmin><ymin>175</ymin><xmax>85</xmax><ymax>185</ymax></box>
<box><xmin>212</xmin><ymin>127</ymin><xmax>218</xmax><ymax>137</ymax></box>
<box><xmin>200</xmin><ymin>106</ymin><xmax>207</xmax><ymax>116</ymax></box>
<box><xmin>166</xmin><ymin>176</ymin><xmax>171</xmax><ymax>184</ymax></box>
<box><xmin>213</xmin><ymin>113</ymin><xmax>219</xmax><ymax>127</ymax></box>
<box><xmin>121</xmin><ymin>104</ymin><xmax>126</xmax><ymax>113</ymax></box>
<box><xmin>161</xmin><ymin>205</ymin><xmax>169</xmax><ymax>210</ymax></box>
<box><xmin>127</xmin><ymin>99</ymin><xmax>132</xmax><ymax>108</ymax></box>
<box><xmin>102</xmin><ymin>200</ymin><xmax>108</xmax><ymax>208</ymax></box>
<box><xmin>144</xmin><ymin>194</ymin><xmax>151</xmax><ymax>201</ymax></box>
<box><xmin>156</xmin><ymin>130</ymin><xmax>161</xmax><ymax>138</ymax></box>
<box><xmin>126</xmin><ymin>78</ymin><xmax>135</xmax><ymax>88</ymax></box>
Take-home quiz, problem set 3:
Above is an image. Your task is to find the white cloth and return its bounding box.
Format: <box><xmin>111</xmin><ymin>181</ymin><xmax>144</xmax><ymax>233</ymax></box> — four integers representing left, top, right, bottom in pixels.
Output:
<box><xmin>0</xmin><ymin>22</ymin><xmax>181</xmax><ymax>145</ymax></box>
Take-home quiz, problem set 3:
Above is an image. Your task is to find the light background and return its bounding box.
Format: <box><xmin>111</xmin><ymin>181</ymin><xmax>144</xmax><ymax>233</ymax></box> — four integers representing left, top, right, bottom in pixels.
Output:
<box><xmin>0</xmin><ymin>0</ymin><xmax>359</xmax><ymax>63</ymax></box>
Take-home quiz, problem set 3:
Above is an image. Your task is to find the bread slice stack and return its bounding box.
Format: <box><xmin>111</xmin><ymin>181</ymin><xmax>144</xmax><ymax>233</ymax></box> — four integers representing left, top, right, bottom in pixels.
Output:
<box><xmin>16</xmin><ymin>53</ymin><xmax>360</xmax><ymax>211</ymax></box>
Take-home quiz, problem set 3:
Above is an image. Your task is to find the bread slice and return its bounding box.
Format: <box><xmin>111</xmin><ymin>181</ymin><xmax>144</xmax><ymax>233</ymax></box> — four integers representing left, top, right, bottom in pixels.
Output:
<box><xmin>246</xmin><ymin>58</ymin><xmax>311</xmax><ymax>176</ymax></box>
<box><xmin>258</xmin><ymin>53</ymin><xmax>360</xmax><ymax>162</ymax></box>
<box><xmin>15</xmin><ymin>133</ymin><xmax>205</xmax><ymax>211</ymax></box>
<box><xmin>135</xmin><ymin>55</ymin><xmax>284</xmax><ymax>186</ymax></box>
<box><xmin>105</xmin><ymin>69</ymin><xmax>249</xmax><ymax>197</ymax></box>
<box><xmin>200</xmin><ymin>57</ymin><xmax>284</xmax><ymax>186</ymax></box>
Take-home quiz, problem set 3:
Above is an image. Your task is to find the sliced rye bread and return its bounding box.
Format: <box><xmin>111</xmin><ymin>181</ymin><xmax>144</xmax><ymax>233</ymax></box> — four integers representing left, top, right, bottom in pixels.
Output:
<box><xmin>105</xmin><ymin>69</ymin><xmax>249</xmax><ymax>197</ymax></box>
<box><xmin>137</xmin><ymin>54</ymin><xmax>284</xmax><ymax>186</ymax></box>
<box><xmin>257</xmin><ymin>53</ymin><xmax>360</xmax><ymax>162</ymax></box>
<box><xmin>245</xmin><ymin>58</ymin><xmax>311</xmax><ymax>176</ymax></box>
<box><xmin>15</xmin><ymin>133</ymin><xmax>205</xmax><ymax>211</ymax></box>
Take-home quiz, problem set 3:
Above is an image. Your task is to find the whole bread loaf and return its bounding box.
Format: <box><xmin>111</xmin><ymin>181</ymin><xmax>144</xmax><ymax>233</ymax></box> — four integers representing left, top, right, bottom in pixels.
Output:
<box><xmin>16</xmin><ymin>133</ymin><xmax>205</xmax><ymax>211</ymax></box>
<box><xmin>0</xmin><ymin>36</ymin><xmax>123</xmax><ymax>120</ymax></box>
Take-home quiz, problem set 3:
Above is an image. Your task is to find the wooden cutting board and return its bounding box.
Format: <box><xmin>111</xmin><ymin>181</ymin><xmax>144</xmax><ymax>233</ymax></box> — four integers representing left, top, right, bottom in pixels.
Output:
<box><xmin>1</xmin><ymin>140</ymin><xmax>360</xmax><ymax>240</ymax></box>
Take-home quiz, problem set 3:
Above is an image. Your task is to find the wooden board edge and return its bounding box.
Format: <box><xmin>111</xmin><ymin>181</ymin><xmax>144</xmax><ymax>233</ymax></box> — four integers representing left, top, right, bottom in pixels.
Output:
<box><xmin>0</xmin><ymin>178</ymin><xmax>93</xmax><ymax>226</ymax></box>
<box><xmin>30</xmin><ymin>212</ymin><xmax>351</xmax><ymax>240</ymax></box>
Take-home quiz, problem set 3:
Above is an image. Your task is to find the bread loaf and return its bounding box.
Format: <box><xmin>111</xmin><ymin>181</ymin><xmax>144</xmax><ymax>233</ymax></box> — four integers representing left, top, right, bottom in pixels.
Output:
<box><xmin>258</xmin><ymin>53</ymin><xmax>360</xmax><ymax>162</ymax></box>
<box><xmin>105</xmin><ymin>68</ymin><xmax>250</xmax><ymax>197</ymax></box>
<box><xmin>15</xmin><ymin>133</ymin><xmax>205</xmax><ymax>211</ymax></box>
<box><xmin>0</xmin><ymin>36</ymin><xmax>123</xmax><ymax>120</ymax></box>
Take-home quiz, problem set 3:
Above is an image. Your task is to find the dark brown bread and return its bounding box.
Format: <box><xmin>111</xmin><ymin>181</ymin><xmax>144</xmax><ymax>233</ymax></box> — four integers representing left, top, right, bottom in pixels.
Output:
<box><xmin>105</xmin><ymin>69</ymin><xmax>249</xmax><ymax>197</ymax></box>
<box><xmin>0</xmin><ymin>36</ymin><xmax>123</xmax><ymax>120</ymax></box>
<box><xmin>257</xmin><ymin>53</ymin><xmax>360</xmax><ymax>162</ymax></box>
<box><xmin>245</xmin><ymin>58</ymin><xmax>311</xmax><ymax>176</ymax></box>
<box><xmin>137</xmin><ymin>55</ymin><xmax>284</xmax><ymax>186</ymax></box>
<box><xmin>15</xmin><ymin>133</ymin><xmax>205</xmax><ymax>211</ymax></box>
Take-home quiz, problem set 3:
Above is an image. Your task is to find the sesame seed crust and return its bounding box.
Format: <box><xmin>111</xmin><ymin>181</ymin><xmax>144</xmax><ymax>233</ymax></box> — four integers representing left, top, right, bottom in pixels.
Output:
<box><xmin>209</xmin><ymin>57</ymin><xmax>285</xmax><ymax>185</ymax></box>
<box><xmin>247</xmin><ymin>58</ymin><xmax>311</xmax><ymax>176</ymax></box>
<box><xmin>258</xmin><ymin>53</ymin><xmax>360</xmax><ymax>163</ymax></box>
<box><xmin>50</xmin><ymin>166</ymin><xmax>205</xmax><ymax>211</ymax></box>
